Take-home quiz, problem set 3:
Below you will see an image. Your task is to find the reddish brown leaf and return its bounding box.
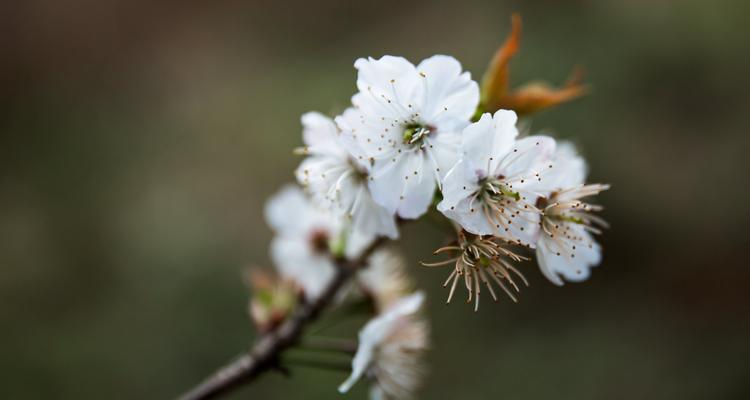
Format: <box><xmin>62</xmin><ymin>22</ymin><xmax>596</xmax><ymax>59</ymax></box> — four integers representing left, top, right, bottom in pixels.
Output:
<box><xmin>480</xmin><ymin>13</ymin><xmax>522</xmax><ymax>105</ymax></box>
<box><xmin>481</xmin><ymin>15</ymin><xmax>589</xmax><ymax>115</ymax></box>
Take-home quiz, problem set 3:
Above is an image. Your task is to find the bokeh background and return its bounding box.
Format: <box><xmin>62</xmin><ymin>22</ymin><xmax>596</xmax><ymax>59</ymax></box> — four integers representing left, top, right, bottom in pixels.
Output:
<box><xmin>3</xmin><ymin>0</ymin><xmax>750</xmax><ymax>398</ymax></box>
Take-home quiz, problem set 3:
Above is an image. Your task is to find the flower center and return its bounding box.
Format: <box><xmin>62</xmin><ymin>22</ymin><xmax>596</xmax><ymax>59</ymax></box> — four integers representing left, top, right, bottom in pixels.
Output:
<box><xmin>402</xmin><ymin>123</ymin><xmax>432</xmax><ymax>146</ymax></box>
<box><xmin>539</xmin><ymin>194</ymin><xmax>585</xmax><ymax>225</ymax></box>
<box><xmin>478</xmin><ymin>176</ymin><xmax>520</xmax><ymax>202</ymax></box>
<box><xmin>346</xmin><ymin>158</ymin><xmax>370</xmax><ymax>182</ymax></box>
<box><xmin>308</xmin><ymin>229</ymin><xmax>330</xmax><ymax>254</ymax></box>
<box><xmin>470</xmin><ymin>176</ymin><xmax>540</xmax><ymax>243</ymax></box>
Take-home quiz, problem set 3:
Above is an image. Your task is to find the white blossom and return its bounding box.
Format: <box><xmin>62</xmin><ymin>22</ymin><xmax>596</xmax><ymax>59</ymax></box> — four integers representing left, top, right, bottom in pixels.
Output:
<box><xmin>264</xmin><ymin>185</ymin><xmax>371</xmax><ymax>299</ymax></box>
<box><xmin>339</xmin><ymin>292</ymin><xmax>429</xmax><ymax>399</ymax></box>
<box><xmin>535</xmin><ymin>142</ymin><xmax>609</xmax><ymax>285</ymax></box>
<box><xmin>357</xmin><ymin>248</ymin><xmax>413</xmax><ymax>311</ymax></box>
<box><xmin>336</xmin><ymin>55</ymin><xmax>479</xmax><ymax>220</ymax></box>
<box><xmin>295</xmin><ymin>112</ymin><xmax>398</xmax><ymax>239</ymax></box>
<box><xmin>437</xmin><ymin>110</ymin><xmax>556</xmax><ymax>246</ymax></box>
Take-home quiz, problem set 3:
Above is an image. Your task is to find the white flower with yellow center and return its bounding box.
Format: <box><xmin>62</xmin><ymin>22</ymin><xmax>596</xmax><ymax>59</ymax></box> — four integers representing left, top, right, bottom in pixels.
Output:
<box><xmin>295</xmin><ymin>112</ymin><xmax>398</xmax><ymax>239</ymax></box>
<box><xmin>437</xmin><ymin>110</ymin><xmax>556</xmax><ymax>246</ymax></box>
<box><xmin>264</xmin><ymin>185</ymin><xmax>371</xmax><ymax>299</ymax></box>
<box><xmin>535</xmin><ymin>142</ymin><xmax>610</xmax><ymax>285</ymax></box>
<box><xmin>339</xmin><ymin>291</ymin><xmax>429</xmax><ymax>400</ymax></box>
<box><xmin>336</xmin><ymin>55</ymin><xmax>479</xmax><ymax>219</ymax></box>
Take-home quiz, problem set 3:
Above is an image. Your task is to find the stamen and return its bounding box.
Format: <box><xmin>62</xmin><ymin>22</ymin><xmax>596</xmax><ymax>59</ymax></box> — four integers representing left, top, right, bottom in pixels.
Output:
<box><xmin>420</xmin><ymin>258</ymin><xmax>459</xmax><ymax>267</ymax></box>
<box><xmin>540</xmin><ymin>183</ymin><xmax>610</xmax><ymax>259</ymax></box>
<box><xmin>422</xmin><ymin>233</ymin><xmax>528</xmax><ymax>310</ymax></box>
<box><xmin>446</xmin><ymin>267</ymin><xmax>460</xmax><ymax>304</ymax></box>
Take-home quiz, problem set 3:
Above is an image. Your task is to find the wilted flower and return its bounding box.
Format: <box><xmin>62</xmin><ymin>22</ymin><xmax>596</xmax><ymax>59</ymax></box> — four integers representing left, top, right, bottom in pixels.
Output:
<box><xmin>438</xmin><ymin>110</ymin><xmax>556</xmax><ymax>246</ymax></box>
<box><xmin>265</xmin><ymin>185</ymin><xmax>371</xmax><ymax>299</ymax></box>
<box><xmin>422</xmin><ymin>231</ymin><xmax>527</xmax><ymax>311</ymax></box>
<box><xmin>247</xmin><ymin>270</ymin><xmax>297</xmax><ymax>333</ymax></box>
<box><xmin>535</xmin><ymin>143</ymin><xmax>610</xmax><ymax>285</ymax></box>
<box><xmin>339</xmin><ymin>292</ymin><xmax>429</xmax><ymax>400</ymax></box>
<box><xmin>336</xmin><ymin>55</ymin><xmax>479</xmax><ymax>220</ymax></box>
<box><xmin>295</xmin><ymin>112</ymin><xmax>399</xmax><ymax>239</ymax></box>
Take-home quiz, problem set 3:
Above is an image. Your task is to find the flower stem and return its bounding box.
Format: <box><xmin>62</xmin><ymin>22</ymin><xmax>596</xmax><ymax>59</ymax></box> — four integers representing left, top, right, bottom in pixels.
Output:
<box><xmin>177</xmin><ymin>236</ymin><xmax>387</xmax><ymax>400</ymax></box>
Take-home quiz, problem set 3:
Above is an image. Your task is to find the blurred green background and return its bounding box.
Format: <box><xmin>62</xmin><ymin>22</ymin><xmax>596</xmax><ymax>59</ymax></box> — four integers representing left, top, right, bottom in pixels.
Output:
<box><xmin>2</xmin><ymin>0</ymin><xmax>750</xmax><ymax>398</ymax></box>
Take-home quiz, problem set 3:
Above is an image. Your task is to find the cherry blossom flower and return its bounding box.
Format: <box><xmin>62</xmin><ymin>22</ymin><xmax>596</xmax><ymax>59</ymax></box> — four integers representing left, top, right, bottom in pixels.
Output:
<box><xmin>295</xmin><ymin>112</ymin><xmax>398</xmax><ymax>239</ymax></box>
<box><xmin>535</xmin><ymin>143</ymin><xmax>609</xmax><ymax>285</ymax></box>
<box><xmin>336</xmin><ymin>55</ymin><xmax>479</xmax><ymax>220</ymax></box>
<box><xmin>437</xmin><ymin>110</ymin><xmax>556</xmax><ymax>246</ymax></box>
<box><xmin>264</xmin><ymin>185</ymin><xmax>371</xmax><ymax>299</ymax></box>
<box><xmin>339</xmin><ymin>292</ymin><xmax>429</xmax><ymax>399</ymax></box>
<box><xmin>178</xmin><ymin>31</ymin><xmax>614</xmax><ymax>400</ymax></box>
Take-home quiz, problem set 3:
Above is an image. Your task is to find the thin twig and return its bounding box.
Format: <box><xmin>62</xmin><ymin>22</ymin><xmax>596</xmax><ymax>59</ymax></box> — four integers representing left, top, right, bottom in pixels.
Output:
<box><xmin>177</xmin><ymin>236</ymin><xmax>387</xmax><ymax>400</ymax></box>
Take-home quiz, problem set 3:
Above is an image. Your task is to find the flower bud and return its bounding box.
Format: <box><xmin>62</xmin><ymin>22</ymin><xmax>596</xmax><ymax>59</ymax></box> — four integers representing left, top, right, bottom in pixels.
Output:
<box><xmin>247</xmin><ymin>270</ymin><xmax>297</xmax><ymax>333</ymax></box>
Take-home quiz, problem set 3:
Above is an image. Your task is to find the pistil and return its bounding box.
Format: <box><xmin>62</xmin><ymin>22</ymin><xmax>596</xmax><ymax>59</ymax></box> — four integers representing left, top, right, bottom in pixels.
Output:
<box><xmin>402</xmin><ymin>124</ymin><xmax>432</xmax><ymax>146</ymax></box>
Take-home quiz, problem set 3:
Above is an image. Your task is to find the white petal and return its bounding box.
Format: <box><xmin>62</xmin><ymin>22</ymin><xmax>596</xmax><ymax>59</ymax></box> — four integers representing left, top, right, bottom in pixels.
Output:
<box><xmin>264</xmin><ymin>185</ymin><xmax>318</xmax><ymax>235</ymax></box>
<box><xmin>369</xmin><ymin>151</ymin><xmax>436</xmax><ymax>219</ymax></box>
<box><xmin>546</xmin><ymin>141</ymin><xmax>588</xmax><ymax>191</ymax></box>
<box><xmin>460</xmin><ymin>111</ymin><xmax>518</xmax><ymax>175</ymax></box>
<box><xmin>335</xmin><ymin>109</ymin><xmax>375</xmax><ymax>172</ymax></box>
<box><xmin>354</xmin><ymin>56</ymin><xmax>422</xmax><ymax>117</ymax></box>
<box><xmin>270</xmin><ymin>237</ymin><xmax>335</xmax><ymax>299</ymax></box>
<box><xmin>350</xmin><ymin>185</ymin><xmax>399</xmax><ymax>239</ymax></box>
<box><xmin>416</xmin><ymin>55</ymin><xmax>479</xmax><ymax>123</ymax></box>
<box><xmin>437</xmin><ymin>160</ymin><xmax>479</xmax><ymax>211</ymax></box>
<box><xmin>439</xmin><ymin>196</ymin><xmax>494</xmax><ymax>235</ymax></box>
<box><xmin>338</xmin><ymin>340</ymin><xmax>374</xmax><ymax>393</ymax></box>
<box><xmin>383</xmin><ymin>290</ymin><xmax>424</xmax><ymax>317</ymax></box>
<box><xmin>536</xmin><ymin>243</ymin><xmax>565</xmax><ymax>286</ymax></box>
<box><xmin>424</xmin><ymin>132</ymin><xmax>460</xmax><ymax>181</ymax></box>
<box><xmin>396</xmin><ymin>154</ymin><xmax>437</xmax><ymax>219</ymax></box>
<box><xmin>335</xmin><ymin>103</ymin><xmax>400</xmax><ymax>167</ymax></box>
<box><xmin>368</xmin><ymin>153</ymin><xmax>410</xmax><ymax>214</ymax></box>
<box><xmin>495</xmin><ymin>135</ymin><xmax>556</xmax><ymax>184</ymax></box>
<box><xmin>536</xmin><ymin>224</ymin><xmax>601</xmax><ymax>285</ymax></box>
<box><xmin>300</xmin><ymin>112</ymin><xmax>347</xmax><ymax>157</ymax></box>
<box><xmin>339</xmin><ymin>292</ymin><xmax>425</xmax><ymax>394</ymax></box>
<box><xmin>294</xmin><ymin>155</ymin><xmax>347</xmax><ymax>202</ymax></box>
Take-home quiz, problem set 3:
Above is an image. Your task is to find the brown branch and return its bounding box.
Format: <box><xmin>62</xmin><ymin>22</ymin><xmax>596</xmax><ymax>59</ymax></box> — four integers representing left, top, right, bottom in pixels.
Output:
<box><xmin>177</xmin><ymin>236</ymin><xmax>388</xmax><ymax>400</ymax></box>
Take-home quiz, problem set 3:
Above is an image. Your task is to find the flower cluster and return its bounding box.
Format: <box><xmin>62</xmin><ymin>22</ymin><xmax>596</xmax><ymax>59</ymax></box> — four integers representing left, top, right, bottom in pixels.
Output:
<box><xmin>262</xmin><ymin>186</ymin><xmax>429</xmax><ymax>397</ymax></box>
<box><xmin>249</xmin><ymin>16</ymin><xmax>608</xmax><ymax>400</ymax></box>
<box><xmin>290</xmin><ymin>55</ymin><xmax>608</xmax><ymax>307</ymax></box>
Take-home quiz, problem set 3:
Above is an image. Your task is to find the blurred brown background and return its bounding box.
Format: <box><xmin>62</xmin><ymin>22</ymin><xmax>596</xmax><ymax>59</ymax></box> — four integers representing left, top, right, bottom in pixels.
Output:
<box><xmin>2</xmin><ymin>0</ymin><xmax>750</xmax><ymax>398</ymax></box>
